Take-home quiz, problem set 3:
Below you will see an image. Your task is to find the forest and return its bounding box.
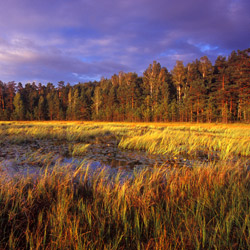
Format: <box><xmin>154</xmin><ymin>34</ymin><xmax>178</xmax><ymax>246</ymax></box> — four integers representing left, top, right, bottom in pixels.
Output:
<box><xmin>0</xmin><ymin>48</ymin><xmax>249</xmax><ymax>123</ymax></box>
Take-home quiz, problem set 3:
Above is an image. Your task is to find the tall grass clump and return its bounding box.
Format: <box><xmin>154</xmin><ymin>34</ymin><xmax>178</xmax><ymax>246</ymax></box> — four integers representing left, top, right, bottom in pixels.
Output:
<box><xmin>0</xmin><ymin>161</ymin><xmax>249</xmax><ymax>249</ymax></box>
<box><xmin>71</xmin><ymin>143</ymin><xmax>90</xmax><ymax>156</ymax></box>
<box><xmin>119</xmin><ymin>126</ymin><xmax>250</xmax><ymax>159</ymax></box>
<box><xmin>0</xmin><ymin>122</ymin><xmax>128</xmax><ymax>143</ymax></box>
<box><xmin>1</xmin><ymin>121</ymin><xmax>250</xmax><ymax>161</ymax></box>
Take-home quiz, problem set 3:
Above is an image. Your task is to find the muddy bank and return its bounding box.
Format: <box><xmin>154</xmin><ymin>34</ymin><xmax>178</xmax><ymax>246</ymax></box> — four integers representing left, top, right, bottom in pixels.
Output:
<box><xmin>0</xmin><ymin>137</ymin><xmax>197</xmax><ymax>179</ymax></box>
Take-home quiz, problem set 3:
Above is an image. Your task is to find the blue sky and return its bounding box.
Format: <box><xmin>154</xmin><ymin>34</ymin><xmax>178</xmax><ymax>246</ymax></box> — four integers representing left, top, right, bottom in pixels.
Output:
<box><xmin>0</xmin><ymin>0</ymin><xmax>249</xmax><ymax>84</ymax></box>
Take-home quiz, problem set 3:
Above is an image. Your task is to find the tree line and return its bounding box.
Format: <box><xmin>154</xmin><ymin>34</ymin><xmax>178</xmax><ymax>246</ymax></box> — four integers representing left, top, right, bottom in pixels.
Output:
<box><xmin>0</xmin><ymin>48</ymin><xmax>249</xmax><ymax>123</ymax></box>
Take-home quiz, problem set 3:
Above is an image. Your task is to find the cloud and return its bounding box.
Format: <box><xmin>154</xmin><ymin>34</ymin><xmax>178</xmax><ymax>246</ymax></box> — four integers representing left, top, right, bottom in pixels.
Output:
<box><xmin>0</xmin><ymin>36</ymin><xmax>130</xmax><ymax>83</ymax></box>
<box><xmin>0</xmin><ymin>0</ymin><xmax>249</xmax><ymax>83</ymax></box>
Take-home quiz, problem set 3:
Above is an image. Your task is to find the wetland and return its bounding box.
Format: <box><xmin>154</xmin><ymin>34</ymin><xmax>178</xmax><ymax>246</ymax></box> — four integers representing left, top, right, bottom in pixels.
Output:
<box><xmin>0</xmin><ymin>122</ymin><xmax>211</xmax><ymax>178</ymax></box>
<box><xmin>0</xmin><ymin>121</ymin><xmax>250</xmax><ymax>249</ymax></box>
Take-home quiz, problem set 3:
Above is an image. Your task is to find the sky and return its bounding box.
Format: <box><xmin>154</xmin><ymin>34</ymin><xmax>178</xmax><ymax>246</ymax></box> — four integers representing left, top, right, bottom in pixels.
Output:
<box><xmin>0</xmin><ymin>0</ymin><xmax>249</xmax><ymax>85</ymax></box>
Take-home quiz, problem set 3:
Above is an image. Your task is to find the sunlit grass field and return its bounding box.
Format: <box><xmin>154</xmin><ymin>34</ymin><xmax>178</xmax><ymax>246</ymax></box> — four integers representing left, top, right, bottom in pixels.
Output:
<box><xmin>0</xmin><ymin>121</ymin><xmax>250</xmax><ymax>249</ymax></box>
<box><xmin>1</xmin><ymin>121</ymin><xmax>250</xmax><ymax>159</ymax></box>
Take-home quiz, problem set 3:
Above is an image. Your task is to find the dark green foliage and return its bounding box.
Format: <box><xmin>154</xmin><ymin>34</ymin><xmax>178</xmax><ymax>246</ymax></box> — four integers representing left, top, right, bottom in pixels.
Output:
<box><xmin>0</xmin><ymin>48</ymin><xmax>249</xmax><ymax>122</ymax></box>
<box><xmin>13</xmin><ymin>93</ymin><xmax>25</xmax><ymax>120</ymax></box>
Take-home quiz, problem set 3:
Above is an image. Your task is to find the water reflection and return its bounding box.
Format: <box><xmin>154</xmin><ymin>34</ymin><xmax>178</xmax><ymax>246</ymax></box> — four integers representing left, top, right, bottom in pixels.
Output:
<box><xmin>0</xmin><ymin>138</ymin><xmax>196</xmax><ymax>180</ymax></box>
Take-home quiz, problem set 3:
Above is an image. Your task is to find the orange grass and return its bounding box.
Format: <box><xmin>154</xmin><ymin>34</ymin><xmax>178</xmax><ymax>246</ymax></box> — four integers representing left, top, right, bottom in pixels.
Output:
<box><xmin>0</xmin><ymin>162</ymin><xmax>249</xmax><ymax>249</ymax></box>
<box><xmin>0</xmin><ymin>121</ymin><xmax>250</xmax><ymax>249</ymax></box>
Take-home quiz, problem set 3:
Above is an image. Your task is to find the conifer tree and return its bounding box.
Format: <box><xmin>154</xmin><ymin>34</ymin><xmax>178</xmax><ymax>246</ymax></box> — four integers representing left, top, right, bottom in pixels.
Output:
<box><xmin>172</xmin><ymin>61</ymin><xmax>186</xmax><ymax>103</ymax></box>
<box><xmin>37</xmin><ymin>96</ymin><xmax>46</xmax><ymax>120</ymax></box>
<box><xmin>13</xmin><ymin>92</ymin><xmax>25</xmax><ymax>120</ymax></box>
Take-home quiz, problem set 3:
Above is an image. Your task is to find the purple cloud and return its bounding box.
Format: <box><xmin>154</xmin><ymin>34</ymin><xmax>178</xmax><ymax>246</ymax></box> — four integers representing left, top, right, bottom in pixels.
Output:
<box><xmin>0</xmin><ymin>0</ymin><xmax>249</xmax><ymax>84</ymax></box>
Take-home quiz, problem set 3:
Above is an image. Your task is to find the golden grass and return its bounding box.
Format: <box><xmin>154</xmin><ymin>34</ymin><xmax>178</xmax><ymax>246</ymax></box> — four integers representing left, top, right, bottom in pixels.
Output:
<box><xmin>1</xmin><ymin>121</ymin><xmax>250</xmax><ymax>160</ymax></box>
<box><xmin>0</xmin><ymin>121</ymin><xmax>250</xmax><ymax>249</ymax></box>
<box><xmin>72</xmin><ymin>143</ymin><xmax>90</xmax><ymax>156</ymax></box>
<box><xmin>118</xmin><ymin>124</ymin><xmax>250</xmax><ymax>160</ymax></box>
<box><xmin>0</xmin><ymin>162</ymin><xmax>249</xmax><ymax>249</ymax></box>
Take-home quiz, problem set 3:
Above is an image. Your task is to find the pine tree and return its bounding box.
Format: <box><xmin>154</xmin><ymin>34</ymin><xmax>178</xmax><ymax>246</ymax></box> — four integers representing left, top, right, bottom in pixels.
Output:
<box><xmin>66</xmin><ymin>88</ymin><xmax>73</xmax><ymax>120</ymax></box>
<box><xmin>5</xmin><ymin>82</ymin><xmax>16</xmax><ymax>120</ymax></box>
<box><xmin>72</xmin><ymin>88</ymin><xmax>81</xmax><ymax>120</ymax></box>
<box><xmin>37</xmin><ymin>96</ymin><xmax>46</xmax><ymax>120</ymax></box>
<box><xmin>213</xmin><ymin>56</ymin><xmax>230</xmax><ymax>122</ymax></box>
<box><xmin>171</xmin><ymin>61</ymin><xmax>186</xmax><ymax>103</ymax></box>
<box><xmin>186</xmin><ymin>60</ymin><xmax>207</xmax><ymax>122</ymax></box>
<box><xmin>92</xmin><ymin>85</ymin><xmax>102</xmax><ymax>120</ymax></box>
<box><xmin>13</xmin><ymin>93</ymin><xmax>25</xmax><ymax>120</ymax></box>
